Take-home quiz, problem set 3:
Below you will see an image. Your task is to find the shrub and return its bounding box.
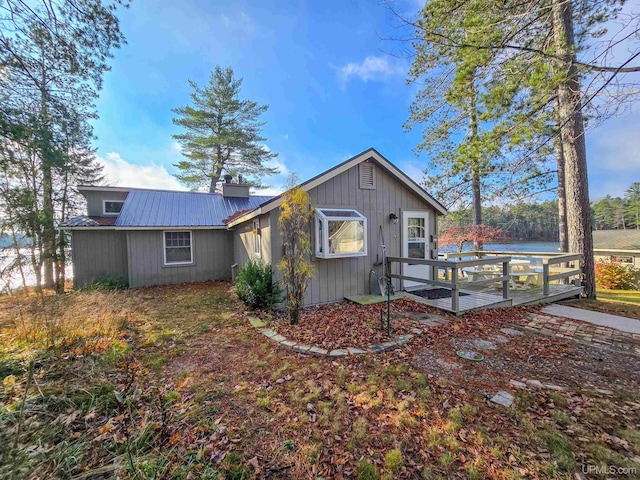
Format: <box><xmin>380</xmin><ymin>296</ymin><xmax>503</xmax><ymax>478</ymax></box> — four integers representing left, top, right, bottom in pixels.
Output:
<box><xmin>384</xmin><ymin>449</ymin><xmax>404</xmax><ymax>473</ymax></box>
<box><xmin>277</xmin><ymin>183</ymin><xmax>314</xmax><ymax>324</ymax></box>
<box><xmin>81</xmin><ymin>274</ymin><xmax>128</xmax><ymax>291</ymax></box>
<box><xmin>595</xmin><ymin>261</ymin><xmax>638</xmax><ymax>290</ymax></box>
<box><xmin>235</xmin><ymin>259</ymin><xmax>281</xmax><ymax>310</ymax></box>
<box><xmin>356</xmin><ymin>460</ymin><xmax>380</xmax><ymax>480</ymax></box>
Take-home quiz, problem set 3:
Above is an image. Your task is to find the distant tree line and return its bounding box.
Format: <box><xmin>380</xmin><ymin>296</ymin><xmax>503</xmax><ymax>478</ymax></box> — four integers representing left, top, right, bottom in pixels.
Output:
<box><xmin>592</xmin><ymin>183</ymin><xmax>640</xmax><ymax>230</ymax></box>
<box><xmin>441</xmin><ymin>182</ymin><xmax>640</xmax><ymax>243</ymax></box>
<box><xmin>441</xmin><ymin>201</ymin><xmax>560</xmax><ymax>242</ymax></box>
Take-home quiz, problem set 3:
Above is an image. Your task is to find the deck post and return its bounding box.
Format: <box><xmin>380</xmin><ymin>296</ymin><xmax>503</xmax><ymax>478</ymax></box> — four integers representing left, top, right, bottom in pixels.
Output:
<box><xmin>543</xmin><ymin>262</ymin><xmax>550</xmax><ymax>296</ymax></box>
<box><xmin>502</xmin><ymin>260</ymin><xmax>510</xmax><ymax>300</ymax></box>
<box><xmin>451</xmin><ymin>268</ymin><xmax>459</xmax><ymax>312</ymax></box>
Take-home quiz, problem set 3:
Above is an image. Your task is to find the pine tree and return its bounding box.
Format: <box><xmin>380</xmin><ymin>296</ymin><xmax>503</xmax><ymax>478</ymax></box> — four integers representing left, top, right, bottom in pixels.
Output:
<box><xmin>0</xmin><ymin>0</ymin><xmax>125</xmax><ymax>291</ymax></box>
<box><xmin>172</xmin><ymin>67</ymin><xmax>279</xmax><ymax>193</ymax></box>
<box><xmin>396</xmin><ymin>0</ymin><xmax>640</xmax><ymax>298</ymax></box>
<box><xmin>624</xmin><ymin>182</ymin><xmax>640</xmax><ymax>229</ymax></box>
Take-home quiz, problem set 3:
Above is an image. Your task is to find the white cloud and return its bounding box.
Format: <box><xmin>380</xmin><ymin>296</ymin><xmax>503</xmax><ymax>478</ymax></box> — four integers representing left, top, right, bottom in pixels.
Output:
<box><xmin>266</xmin><ymin>158</ymin><xmax>289</xmax><ymax>176</ymax></box>
<box><xmin>336</xmin><ymin>55</ymin><xmax>405</xmax><ymax>87</ymax></box>
<box><xmin>96</xmin><ymin>152</ymin><xmax>186</xmax><ymax>191</ymax></box>
<box><xmin>218</xmin><ymin>11</ymin><xmax>257</xmax><ymax>38</ymax></box>
<box><xmin>254</xmin><ymin>186</ymin><xmax>286</xmax><ymax>197</ymax></box>
<box><xmin>171</xmin><ymin>142</ymin><xmax>183</xmax><ymax>154</ymax></box>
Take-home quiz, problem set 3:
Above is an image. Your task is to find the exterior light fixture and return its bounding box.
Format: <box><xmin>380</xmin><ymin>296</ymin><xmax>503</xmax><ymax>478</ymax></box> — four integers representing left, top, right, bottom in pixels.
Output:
<box><xmin>389</xmin><ymin>213</ymin><xmax>398</xmax><ymax>224</ymax></box>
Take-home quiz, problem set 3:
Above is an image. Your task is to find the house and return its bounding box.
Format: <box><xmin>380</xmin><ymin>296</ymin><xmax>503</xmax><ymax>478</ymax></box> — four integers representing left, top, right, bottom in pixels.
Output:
<box><xmin>61</xmin><ymin>148</ymin><xmax>447</xmax><ymax>305</ymax></box>
<box><xmin>592</xmin><ymin>229</ymin><xmax>640</xmax><ymax>269</ymax></box>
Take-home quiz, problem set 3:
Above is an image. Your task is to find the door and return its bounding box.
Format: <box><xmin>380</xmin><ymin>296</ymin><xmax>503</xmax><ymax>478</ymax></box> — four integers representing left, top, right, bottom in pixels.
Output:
<box><xmin>402</xmin><ymin>211</ymin><xmax>431</xmax><ymax>289</ymax></box>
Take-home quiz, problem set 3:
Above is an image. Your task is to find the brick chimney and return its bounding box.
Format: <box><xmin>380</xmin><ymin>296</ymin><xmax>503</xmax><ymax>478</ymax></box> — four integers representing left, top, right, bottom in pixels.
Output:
<box><xmin>222</xmin><ymin>175</ymin><xmax>250</xmax><ymax>198</ymax></box>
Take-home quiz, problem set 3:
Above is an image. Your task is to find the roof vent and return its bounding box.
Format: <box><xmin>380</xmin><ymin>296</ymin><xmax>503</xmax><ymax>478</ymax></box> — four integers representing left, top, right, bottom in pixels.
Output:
<box><xmin>359</xmin><ymin>163</ymin><xmax>376</xmax><ymax>190</ymax></box>
<box><xmin>224</xmin><ymin>174</ymin><xmax>233</xmax><ymax>184</ymax></box>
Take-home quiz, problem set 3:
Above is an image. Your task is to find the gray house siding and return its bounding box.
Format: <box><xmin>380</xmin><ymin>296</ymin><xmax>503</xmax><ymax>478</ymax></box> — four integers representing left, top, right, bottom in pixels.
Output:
<box><xmin>71</xmin><ymin>230</ymin><xmax>128</xmax><ymax>288</ymax></box>
<box><xmin>84</xmin><ymin>191</ymin><xmax>129</xmax><ymax>216</ymax></box>
<box><xmin>233</xmin><ymin>213</ymin><xmax>272</xmax><ymax>267</ymax></box>
<box><xmin>267</xmin><ymin>163</ymin><xmax>437</xmax><ymax>306</ymax></box>
<box><xmin>127</xmin><ymin>230</ymin><xmax>233</xmax><ymax>288</ymax></box>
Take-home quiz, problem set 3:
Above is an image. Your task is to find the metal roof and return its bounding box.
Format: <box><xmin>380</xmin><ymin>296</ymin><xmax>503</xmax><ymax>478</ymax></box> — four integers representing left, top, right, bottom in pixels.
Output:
<box><xmin>593</xmin><ymin>230</ymin><xmax>640</xmax><ymax>250</ymax></box>
<box><xmin>61</xmin><ymin>216</ymin><xmax>117</xmax><ymax>227</ymax></box>
<box><xmin>114</xmin><ymin>190</ymin><xmax>273</xmax><ymax>227</ymax></box>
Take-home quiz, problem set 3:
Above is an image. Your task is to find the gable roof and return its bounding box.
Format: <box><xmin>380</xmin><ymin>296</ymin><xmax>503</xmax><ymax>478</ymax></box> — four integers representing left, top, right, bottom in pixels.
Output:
<box><xmin>115</xmin><ymin>190</ymin><xmax>273</xmax><ymax>228</ymax></box>
<box><xmin>227</xmin><ymin>148</ymin><xmax>447</xmax><ymax>227</ymax></box>
<box><xmin>593</xmin><ymin>230</ymin><xmax>640</xmax><ymax>250</ymax></box>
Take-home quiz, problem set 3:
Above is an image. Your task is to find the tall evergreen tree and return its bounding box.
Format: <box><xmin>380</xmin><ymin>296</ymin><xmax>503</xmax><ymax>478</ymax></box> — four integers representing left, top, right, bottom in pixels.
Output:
<box><xmin>624</xmin><ymin>182</ymin><xmax>640</xmax><ymax>229</ymax></box>
<box><xmin>0</xmin><ymin>0</ymin><xmax>126</xmax><ymax>291</ymax></box>
<box><xmin>172</xmin><ymin>66</ymin><xmax>279</xmax><ymax>193</ymax></box>
<box><xmin>396</xmin><ymin>0</ymin><xmax>640</xmax><ymax>298</ymax></box>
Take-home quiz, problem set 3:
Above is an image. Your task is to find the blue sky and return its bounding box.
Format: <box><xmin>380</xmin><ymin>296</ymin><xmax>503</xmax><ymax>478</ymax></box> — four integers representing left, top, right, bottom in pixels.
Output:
<box><xmin>92</xmin><ymin>0</ymin><xmax>638</xmax><ymax>200</ymax></box>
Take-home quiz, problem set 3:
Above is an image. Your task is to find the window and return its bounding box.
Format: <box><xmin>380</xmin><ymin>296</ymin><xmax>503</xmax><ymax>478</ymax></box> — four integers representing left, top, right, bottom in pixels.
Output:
<box><xmin>253</xmin><ymin>220</ymin><xmax>261</xmax><ymax>256</ymax></box>
<box><xmin>164</xmin><ymin>231</ymin><xmax>193</xmax><ymax>265</ymax></box>
<box><xmin>315</xmin><ymin>209</ymin><xmax>367</xmax><ymax>258</ymax></box>
<box><xmin>103</xmin><ymin>200</ymin><xmax>124</xmax><ymax>215</ymax></box>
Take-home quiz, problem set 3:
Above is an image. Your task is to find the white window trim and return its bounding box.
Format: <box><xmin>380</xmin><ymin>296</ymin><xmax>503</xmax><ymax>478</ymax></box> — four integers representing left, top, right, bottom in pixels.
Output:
<box><xmin>253</xmin><ymin>220</ymin><xmax>261</xmax><ymax>257</ymax></box>
<box><xmin>163</xmin><ymin>230</ymin><xmax>194</xmax><ymax>266</ymax></box>
<box><xmin>315</xmin><ymin>208</ymin><xmax>367</xmax><ymax>259</ymax></box>
<box><xmin>102</xmin><ymin>199</ymin><xmax>125</xmax><ymax>216</ymax></box>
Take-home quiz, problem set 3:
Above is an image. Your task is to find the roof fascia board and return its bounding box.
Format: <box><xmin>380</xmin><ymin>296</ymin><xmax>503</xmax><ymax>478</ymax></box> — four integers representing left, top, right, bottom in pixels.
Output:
<box><xmin>114</xmin><ymin>226</ymin><xmax>227</xmax><ymax>231</ymax></box>
<box><xmin>62</xmin><ymin>225</ymin><xmax>228</xmax><ymax>231</ymax></box>
<box><xmin>78</xmin><ymin>185</ymin><xmax>132</xmax><ymax>193</ymax></box>
<box><xmin>59</xmin><ymin>226</ymin><xmax>117</xmax><ymax>231</ymax></box>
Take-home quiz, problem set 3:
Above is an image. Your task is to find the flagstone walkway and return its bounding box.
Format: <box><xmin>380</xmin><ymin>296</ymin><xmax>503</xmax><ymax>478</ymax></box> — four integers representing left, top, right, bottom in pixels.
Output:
<box><xmin>521</xmin><ymin>312</ymin><xmax>640</xmax><ymax>357</ymax></box>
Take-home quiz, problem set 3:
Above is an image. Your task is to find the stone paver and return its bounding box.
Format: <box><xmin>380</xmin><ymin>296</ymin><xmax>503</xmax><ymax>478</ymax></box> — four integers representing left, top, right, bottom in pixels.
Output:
<box><xmin>309</xmin><ymin>346</ymin><xmax>329</xmax><ymax>355</ymax></box>
<box><xmin>329</xmin><ymin>349</ymin><xmax>349</xmax><ymax>357</ymax></box>
<box><xmin>258</xmin><ymin>328</ymin><xmax>277</xmax><ymax>338</ymax></box>
<box><xmin>272</xmin><ymin>334</ymin><xmax>286</xmax><ymax>343</ymax></box>
<box><xmin>281</xmin><ymin>340</ymin><xmax>297</xmax><ymax>347</ymax></box>
<box><xmin>393</xmin><ymin>334</ymin><xmax>414</xmax><ymax>345</ymax></box>
<box><xmin>490</xmin><ymin>391</ymin><xmax>514</xmax><ymax>407</ymax></box>
<box><xmin>490</xmin><ymin>334</ymin><xmax>509</xmax><ymax>344</ymax></box>
<box><xmin>523</xmin><ymin>313</ymin><xmax>640</xmax><ymax>357</ymax></box>
<box><xmin>541</xmin><ymin>304</ymin><xmax>640</xmax><ymax>334</ymax></box>
<box><xmin>472</xmin><ymin>338</ymin><xmax>497</xmax><ymax>350</ymax></box>
<box><xmin>500</xmin><ymin>328</ymin><xmax>524</xmax><ymax>336</ymax></box>
<box><xmin>347</xmin><ymin>347</ymin><xmax>367</xmax><ymax>355</ymax></box>
<box><xmin>293</xmin><ymin>344</ymin><xmax>311</xmax><ymax>353</ymax></box>
<box><xmin>247</xmin><ymin>316</ymin><xmax>266</xmax><ymax>328</ymax></box>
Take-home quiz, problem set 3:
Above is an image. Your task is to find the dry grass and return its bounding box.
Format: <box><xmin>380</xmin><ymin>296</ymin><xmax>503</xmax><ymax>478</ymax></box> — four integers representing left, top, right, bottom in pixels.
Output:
<box><xmin>0</xmin><ymin>290</ymin><xmax>134</xmax><ymax>354</ymax></box>
<box><xmin>1</xmin><ymin>281</ymin><xmax>639</xmax><ymax>479</ymax></box>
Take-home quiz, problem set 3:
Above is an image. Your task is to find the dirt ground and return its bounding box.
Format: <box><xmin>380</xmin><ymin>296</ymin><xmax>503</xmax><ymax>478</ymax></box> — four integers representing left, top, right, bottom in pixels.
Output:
<box><xmin>1</xmin><ymin>282</ymin><xmax>639</xmax><ymax>479</ymax></box>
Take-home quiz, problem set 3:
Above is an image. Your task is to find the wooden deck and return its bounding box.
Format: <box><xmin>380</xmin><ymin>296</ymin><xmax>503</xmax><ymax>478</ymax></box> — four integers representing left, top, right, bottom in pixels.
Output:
<box><xmin>404</xmin><ymin>283</ymin><xmax>583</xmax><ymax>315</ymax></box>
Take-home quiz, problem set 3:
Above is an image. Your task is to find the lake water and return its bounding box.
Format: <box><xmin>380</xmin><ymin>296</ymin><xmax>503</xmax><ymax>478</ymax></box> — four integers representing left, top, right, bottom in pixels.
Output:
<box><xmin>439</xmin><ymin>241</ymin><xmax>561</xmax><ymax>267</ymax></box>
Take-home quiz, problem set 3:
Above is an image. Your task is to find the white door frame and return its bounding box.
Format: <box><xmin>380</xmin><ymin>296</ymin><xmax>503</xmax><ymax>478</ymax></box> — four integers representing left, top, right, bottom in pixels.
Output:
<box><xmin>402</xmin><ymin>210</ymin><xmax>431</xmax><ymax>290</ymax></box>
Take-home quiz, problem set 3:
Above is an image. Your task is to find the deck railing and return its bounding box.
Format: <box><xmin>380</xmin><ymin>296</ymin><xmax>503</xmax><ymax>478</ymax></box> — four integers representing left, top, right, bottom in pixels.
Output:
<box><xmin>542</xmin><ymin>253</ymin><xmax>583</xmax><ymax>295</ymax></box>
<box><xmin>386</xmin><ymin>256</ymin><xmax>512</xmax><ymax>312</ymax></box>
<box><xmin>387</xmin><ymin>251</ymin><xmax>584</xmax><ymax>313</ymax></box>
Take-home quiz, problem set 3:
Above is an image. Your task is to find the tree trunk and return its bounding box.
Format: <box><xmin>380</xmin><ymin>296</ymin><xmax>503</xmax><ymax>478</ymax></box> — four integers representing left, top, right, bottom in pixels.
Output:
<box><xmin>553</xmin><ymin>0</ymin><xmax>595</xmax><ymax>299</ymax></box>
<box><xmin>469</xmin><ymin>84</ymin><xmax>483</xmax><ymax>250</ymax></box>
<box><xmin>42</xmin><ymin>160</ymin><xmax>56</xmax><ymax>288</ymax></box>
<box><xmin>210</xmin><ymin>144</ymin><xmax>224</xmax><ymax>192</ymax></box>
<box><xmin>39</xmin><ymin>63</ymin><xmax>56</xmax><ymax>289</ymax></box>
<box><xmin>555</xmin><ymin>123</ymin><xmax>568</xmax><ymax>253</ymax></box>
